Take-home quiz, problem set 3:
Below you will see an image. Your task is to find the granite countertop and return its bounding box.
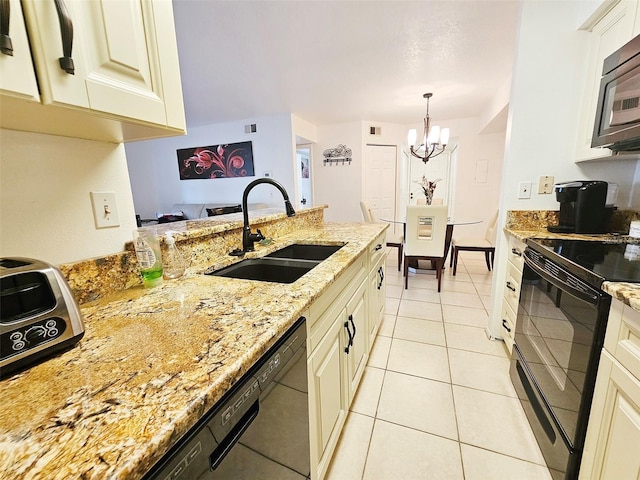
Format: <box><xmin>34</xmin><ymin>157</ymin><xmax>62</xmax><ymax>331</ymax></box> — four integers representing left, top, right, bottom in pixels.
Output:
<box><xmin>0</xmin><ymin>220</ymin><xmax>387</xmax><ymax>480</ymax></box>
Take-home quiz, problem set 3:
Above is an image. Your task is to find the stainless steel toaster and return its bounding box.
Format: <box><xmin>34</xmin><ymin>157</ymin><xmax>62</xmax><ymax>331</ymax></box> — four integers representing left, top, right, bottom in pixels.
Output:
<box><xmin>0</xmin><ymin>257</ymin><xmax>85</xmax><ymax>378</ymax></box>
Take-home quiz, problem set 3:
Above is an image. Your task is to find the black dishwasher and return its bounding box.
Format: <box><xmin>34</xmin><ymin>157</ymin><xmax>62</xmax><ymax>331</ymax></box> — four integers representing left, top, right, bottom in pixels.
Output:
<box><xmin>143</xmin><ymin>317</ymin><xmax>309</xmax><ymax>480</ymax></box>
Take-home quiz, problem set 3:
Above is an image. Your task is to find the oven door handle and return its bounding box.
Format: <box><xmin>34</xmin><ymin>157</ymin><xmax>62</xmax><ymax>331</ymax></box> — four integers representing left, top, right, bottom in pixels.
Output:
<box><xmin>524</xmin><ymin>255</ymin><xmax>600</xmax><ymax>305</ymax></box>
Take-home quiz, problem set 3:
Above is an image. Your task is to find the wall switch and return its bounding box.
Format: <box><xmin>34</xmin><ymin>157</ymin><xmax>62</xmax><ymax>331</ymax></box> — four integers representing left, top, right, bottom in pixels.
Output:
<box><xmin>90</xmin><ymin>191</ymin><xmax>120</xmax><ymax>229</ymax></box>
<box><xmin>518</xmin><ymin>181</ymin><xmax>532</xmax><ymax>199</ymax></box>
<box><xmin>538</xmin><ymin>175</ymin><xmax>554</xmax><ymax>194</ymax></box>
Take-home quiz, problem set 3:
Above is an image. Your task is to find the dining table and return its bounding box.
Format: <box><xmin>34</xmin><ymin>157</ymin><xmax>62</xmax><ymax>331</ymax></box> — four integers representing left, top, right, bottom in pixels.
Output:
<box><xmin>381</xmin><ymin>217</ymin><xmax>482</xmax><ymax>268</ymax></box>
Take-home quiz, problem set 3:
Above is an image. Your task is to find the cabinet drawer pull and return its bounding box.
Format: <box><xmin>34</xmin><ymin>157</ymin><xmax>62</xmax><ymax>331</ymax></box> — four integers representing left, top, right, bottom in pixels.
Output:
<box><xmin>502</xmin><ymin>319</ymin><xmax>512</xmax><ymax>333</ymax></box>
<box><xmin>511</xmin><ymin>248</ymin><xmax>522</xmax><ymax>257</ymax></box>
<box><xmin>0</xmin><ymin>0</ymin><xmax>13</xmax><ymax>56</ymax></box>
<box><xmin>344</xmin><ymin>321</ymin><xmax>353</xmax><ymax>353</ymax></box>
<box><xmin>349</xmin><ymin>314</ymin><xmax>356</xmax><ymax>340</ymax></box>
<box><xmin>506</xmin><ymin>281</ymin><xmax>516</xmax><ymax>292</ymax></box>
<box><xmin>54</xmin><ymin>0</ymin><xmax>75</xmax><ymax>74</ymax></box>
<box><xmin>375</xmin><ymin>244</ymin><xmax>382</xmax><ymax>251</ymax></box>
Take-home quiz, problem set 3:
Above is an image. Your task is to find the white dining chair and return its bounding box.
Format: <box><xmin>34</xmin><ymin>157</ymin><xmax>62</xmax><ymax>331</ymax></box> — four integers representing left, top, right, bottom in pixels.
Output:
<box><xmin>361</xmin><ymin>201</ymin><xmax>404</xmax><ymax>271</ymax></box>
<box><xmin>450</xmin><ymin>210</ymin><xmax>498</xmax><ymax>275</ymax></box>
<box><xmin>403</xmin><ymin>205</ymin><xmax>448</xmax><ymax>291</ymax></box>
<box><xmin>360</xmin><ymin>201</ymin><xmax>373</xmax><ymax>222</ymax></box>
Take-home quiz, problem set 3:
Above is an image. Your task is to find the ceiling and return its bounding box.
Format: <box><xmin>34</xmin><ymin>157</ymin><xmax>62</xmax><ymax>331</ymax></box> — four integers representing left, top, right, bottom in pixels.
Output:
<box><xmin>172</xmin><ymin>0</ymin><xmax>521</xmax><ymax>129</ymax></box>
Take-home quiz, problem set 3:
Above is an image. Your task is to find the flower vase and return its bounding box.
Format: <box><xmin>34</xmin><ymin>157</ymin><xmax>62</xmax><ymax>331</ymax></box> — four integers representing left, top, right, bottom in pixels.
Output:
<box><xmin>424</xmin><ymin>191</ymin><xmax>433</xmax><ymax>205</ymax></box>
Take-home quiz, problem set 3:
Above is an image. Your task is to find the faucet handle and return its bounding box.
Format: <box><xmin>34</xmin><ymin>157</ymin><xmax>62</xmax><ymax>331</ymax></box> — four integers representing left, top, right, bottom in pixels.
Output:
<box><xmin>255</xmin><ymin>229</ymin><xmax>265</xmax><ymax>241</ymax></box>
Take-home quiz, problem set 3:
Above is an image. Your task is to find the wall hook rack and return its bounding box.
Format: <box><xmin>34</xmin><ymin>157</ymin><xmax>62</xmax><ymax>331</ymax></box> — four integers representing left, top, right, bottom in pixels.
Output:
<box><xmin>323</xmin><ymin>144</ymin><xmax>352</xmax><ymax>166</ymax></box>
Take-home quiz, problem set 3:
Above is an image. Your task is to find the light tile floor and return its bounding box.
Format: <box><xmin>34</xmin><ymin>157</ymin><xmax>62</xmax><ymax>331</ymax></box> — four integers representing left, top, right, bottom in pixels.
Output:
<box><xmin>325</xmin><ymin>250</ymin><xmax>553</xmax><ymax>480</ymax></box>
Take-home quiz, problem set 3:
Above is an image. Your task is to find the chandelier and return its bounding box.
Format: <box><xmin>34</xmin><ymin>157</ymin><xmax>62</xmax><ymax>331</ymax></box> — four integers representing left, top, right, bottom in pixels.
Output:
<box><xmin>407</xmin><ymin>93</ymin><xmax>450</xmax><ymax>163</ymax></box>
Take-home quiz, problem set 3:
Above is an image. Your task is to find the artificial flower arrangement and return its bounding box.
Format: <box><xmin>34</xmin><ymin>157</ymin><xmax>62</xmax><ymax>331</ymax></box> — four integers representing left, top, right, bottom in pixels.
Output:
<box><xmin>417</xmin><ymin>175</ymin><xmax>442</xmax><ymax>205</ymax></box>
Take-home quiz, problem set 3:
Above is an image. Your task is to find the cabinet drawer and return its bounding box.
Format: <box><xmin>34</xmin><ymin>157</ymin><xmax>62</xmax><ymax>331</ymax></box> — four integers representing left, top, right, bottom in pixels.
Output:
<box><xmin>501</xmin><ymin>302</ymin><xmax>516</xmax><ymax>353</ymax></box>
<box><xmin>309</xmin><ymin>254</ymin><xmax>366</xmax><ymax>331</ymax></box>
<box><xmin>369</xmin><ymin>232</ymin><xmax>387</xmax><ymax>270</ymax></box>
<box><xmin>503</xmin><ymin>261</ymin><xmax>522</xmax><ymax>314</ymax></box>
<box><xmin>605</xmin><ymin>299</ymin><xmax>640</xmax><ymax>381</ymax></box>
<box><xmin>508</xmin><ymin>236</ymin><xmax>526</xmax><ymax>272</ymax></box>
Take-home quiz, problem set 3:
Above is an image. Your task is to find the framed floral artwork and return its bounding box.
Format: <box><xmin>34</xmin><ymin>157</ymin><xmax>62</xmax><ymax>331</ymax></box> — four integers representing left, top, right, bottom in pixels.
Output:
<box><xmin>177</xmin><ymin>141</ymin><xmax>255</xmax><ymax>179</ymax></box>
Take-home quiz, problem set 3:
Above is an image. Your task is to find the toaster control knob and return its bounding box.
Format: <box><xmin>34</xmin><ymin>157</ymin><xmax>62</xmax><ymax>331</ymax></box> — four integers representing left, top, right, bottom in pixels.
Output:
<box><xmin>25</xmin><ymin>326</ymin><xmax>47</xmax><ymax>344</ymax></box>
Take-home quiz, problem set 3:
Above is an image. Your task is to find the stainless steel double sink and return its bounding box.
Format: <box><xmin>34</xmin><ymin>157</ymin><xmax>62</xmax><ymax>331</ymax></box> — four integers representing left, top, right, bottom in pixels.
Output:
<box><xmin>208</xmin><ymin>244</ymin><xmax>344</xmax><ymax>284</ymax></box>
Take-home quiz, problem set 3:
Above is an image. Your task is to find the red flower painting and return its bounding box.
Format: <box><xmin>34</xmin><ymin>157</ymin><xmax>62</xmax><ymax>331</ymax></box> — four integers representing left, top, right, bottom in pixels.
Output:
<box><xmin>177</xmin><ymin>141</ymin><xmax>254</xmax><ymax>179</ymax></box>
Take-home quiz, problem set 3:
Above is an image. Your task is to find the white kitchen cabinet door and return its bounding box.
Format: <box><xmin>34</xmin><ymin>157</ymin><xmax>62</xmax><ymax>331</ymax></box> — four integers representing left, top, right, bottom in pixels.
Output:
<box><xmin>0</xmin><ymin>0</ymin><xmax>39</xmax><ymax>101</ymax></box>
<box><xmin>22</xmin><ymin>0</ymin><xmax>185</xmax><ymax>130</ymax></box>
<box><xmin>368</xmin><ymin>258</ymin><xmax>385</xmax><ymax>346</ymax></box>
<box><xmin>575</xmin><ymin>0</ymin><xmax>639</xmax><ymax>162</ymax></box>
<box><xmin>580</xmin><ymin>350</ymin><xmax>640</xmax><ymax>479</ymax></box>
<box><xmin>345</xmin><ymin>281</ymin><xmax>368</xmax><ymax>405</ymax></box>
<box><xmin>308</xmin><ymin>313</ymin><xmax>347</xmax><ymax>480</ymax></box>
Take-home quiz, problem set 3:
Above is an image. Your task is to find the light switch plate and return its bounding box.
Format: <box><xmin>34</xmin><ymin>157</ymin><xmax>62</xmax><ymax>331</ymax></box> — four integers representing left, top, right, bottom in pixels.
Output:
<box><xmin>518</xmin><ymin>182</ymin><xmax>532</xmax><ymax>199</ymax></box>
<box><xmin>90</xmin><ymin>191</ymin><xmax>120</xmax><ymax>228</ymax></box>
<box><xmin>538</xmin><ymin>175</ymin><xmax>554</xmax><ymax>194</ymax></box>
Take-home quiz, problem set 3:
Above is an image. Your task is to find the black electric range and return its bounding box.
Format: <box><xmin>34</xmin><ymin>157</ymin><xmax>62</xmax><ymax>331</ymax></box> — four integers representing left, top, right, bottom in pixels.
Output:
<box><xmin>526</xmin><ymin>237</ymin><xmax>640</xmax><ymax>289</ymax></box>
<box><xmin>512</xmin><ymin>237</ymin><xmax>640</xmax><ymax>479</ymax></box>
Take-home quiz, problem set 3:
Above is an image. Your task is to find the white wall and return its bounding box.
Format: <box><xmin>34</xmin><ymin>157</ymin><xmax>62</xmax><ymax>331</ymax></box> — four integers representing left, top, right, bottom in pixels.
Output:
<box><xmin>448</xmin><ymin>117</ymin><xmax>506</xmax><ymax>238</ymax></box>
<box><xmin>313</xmin><ymin>122</ymin><xmax>364</xmax><ymax>222</ymax></box>
<box><xmin>0</xmin><ymin>129</ymin><xmax>137</xmax><ymax>265</ymax></box>
<box><xmin>488</xmin><ymin>0</ymin><xmax>640</xmax><ymax>338</ymax></box>
<box><xmin>125</xmin><ymin>114</ymin><xmax>297</xmax><ymax>218</ymax></box>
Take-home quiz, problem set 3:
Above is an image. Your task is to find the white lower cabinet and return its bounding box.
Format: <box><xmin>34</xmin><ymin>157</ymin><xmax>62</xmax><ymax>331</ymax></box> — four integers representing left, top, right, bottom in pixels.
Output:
<box><xmin>308</xmin><ymin>234</ymin><xmax>386</xmax><ymax>480</ymax></box>
<box><xmin>500</xmin><ymin>235</ymin><xmax>525</xmax><ymax>353</ymax></box>
<box><xmin>580</xmin><ymin>299</ymin><xmax>640</xmax><ymax>479</ymax></box>
<box><xmin>308</xmin><ymin>310</ymin><xmax>347</xmax><ymax>480</ymax></box>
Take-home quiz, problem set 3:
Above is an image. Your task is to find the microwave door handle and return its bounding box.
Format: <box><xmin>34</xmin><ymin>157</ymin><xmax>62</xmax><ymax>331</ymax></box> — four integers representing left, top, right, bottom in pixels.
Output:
<box><xmin>524</xmin><ymin>256</ymin><xmax>600</xmax><ymax>305</ymax></box>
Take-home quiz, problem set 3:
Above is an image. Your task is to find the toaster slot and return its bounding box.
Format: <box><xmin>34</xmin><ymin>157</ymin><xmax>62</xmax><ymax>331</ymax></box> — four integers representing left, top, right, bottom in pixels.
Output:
<box><xmin>1</xmin><ymin>272</ymin><xmax>56</xmax><ymax>323</ymax></box>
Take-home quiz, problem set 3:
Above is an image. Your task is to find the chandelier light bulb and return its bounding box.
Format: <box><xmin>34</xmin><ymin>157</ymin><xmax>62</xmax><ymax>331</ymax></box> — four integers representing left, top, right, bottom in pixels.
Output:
<box><xmin>428</xmin><ymin>125</ymin><xmax>441</xmax><ymax>146</ymax></box>
<box><xmin>441</xmin><ymin>128</ymin><xmax>450</xmax><ymax>146</ymax></box>
<box><xmin>408</xmin><ymin>128</ymin><xmax>417</xmax><ymax>147</ymax></box>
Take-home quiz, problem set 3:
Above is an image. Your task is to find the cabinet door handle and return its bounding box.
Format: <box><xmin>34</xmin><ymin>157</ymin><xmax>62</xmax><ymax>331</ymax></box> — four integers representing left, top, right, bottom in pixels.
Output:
<box><xmin>349</xmin><ymin>314</ymin><xmax>356</xmax><ymax>340</ymax></box>
<box><xmin>506</xmin><ymin>281</ymin><xmax>516</xmax><ymax>292</ymax></box>
<box><xmin>0</xmin><ymin>0</ymin><xmax>13</xmax><ymax>55</ymax></box>
<box><xmin>375</xmin><ymin>244</ymin><xmax>382</xmax><ymax>251</ymax></box>
<box><xmin>511</xmin><ymin>248</ymin><xmax>522</xmax><ymax>257</ymax></box>
<box><xmin>344</xmin><ymin>321</ymin><xmax>353</xmax><ymax>353</ymax></box>
<box><xmin>502</xmin><ymin>319</ymin><xmax>512</xmax><ymax>333</ymax></box>
<box><xmin>54</xmin><ymin>0</ymin><xmax>75</xmax><ymax>74</ymax></box>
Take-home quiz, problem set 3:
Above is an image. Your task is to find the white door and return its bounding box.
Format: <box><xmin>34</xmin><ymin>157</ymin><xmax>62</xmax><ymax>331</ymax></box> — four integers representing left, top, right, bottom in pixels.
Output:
<box><xmin>363</xmin><ymin>145</ymin><xmax>397</xmax><ymax>222</ymax></box>
<box><xmin>297</xmin><ymin>146</ymin><xmax>313</xmax><ymax>209</ymax></box>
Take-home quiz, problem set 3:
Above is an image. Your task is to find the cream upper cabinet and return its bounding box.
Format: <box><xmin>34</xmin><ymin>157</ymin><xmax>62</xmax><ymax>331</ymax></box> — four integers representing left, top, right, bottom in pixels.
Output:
<box><xmin>575</xmin><ymin>0</ymin><xmax>639</xmax><ymax>162</ymax></box>
<box><xmin>0</xmin><ymin>0</ymin><xmax>39</xmax><ymax>101</ymax></box>
<box><xmin>1</xmin><ymin>0</ymin><xmax>186</xmax><ymax>143</ymax></box>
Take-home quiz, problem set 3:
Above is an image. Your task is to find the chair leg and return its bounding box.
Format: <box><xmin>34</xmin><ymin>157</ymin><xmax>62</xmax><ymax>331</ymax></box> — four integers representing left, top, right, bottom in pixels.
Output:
<box><xmin>397</xmin><ymin>244</ymin><xmax>403</xmax><ymax>272</ymax></box>
<box><xmin>485</xmin><ymin>251</ymin><xmax>492</xmax><ymax>271</ymax></box>
<box><xmin>490</xmin><ymin>250</ymin><xmax>495</xmax><ymax>270</ymax></box>
<box><xmin>452</xmin><ymin>247</ymin><xmax>459</xmax><ymax>276</ymax></box>
<box><xmin>436</xmin><ymin>258</ymin><xmax>443</xmax><ymax>292</ymax></box>
<box><xmin>404</xmin><ymin>257</ymin><xmax>409</xmax><ymax>289</ymax></box>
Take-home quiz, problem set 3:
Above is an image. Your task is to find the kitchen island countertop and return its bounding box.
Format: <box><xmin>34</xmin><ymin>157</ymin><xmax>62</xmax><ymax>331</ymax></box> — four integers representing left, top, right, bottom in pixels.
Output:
<box><xmin>0</xmin><ymin>220</ymin><xmax>387</xmax><ymax>480</ymax></box>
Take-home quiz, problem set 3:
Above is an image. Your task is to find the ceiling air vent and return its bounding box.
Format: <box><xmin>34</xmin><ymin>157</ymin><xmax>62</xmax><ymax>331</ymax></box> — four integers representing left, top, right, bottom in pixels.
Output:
<box><xmin>369</xmin><ymin>126</ymin><xmax>381</xmax><ymax>136</ymax></box>
<box><xmin>244</xmin><ymin>124</ymin><xmax>257</xmax><ymax>133</ymax></box>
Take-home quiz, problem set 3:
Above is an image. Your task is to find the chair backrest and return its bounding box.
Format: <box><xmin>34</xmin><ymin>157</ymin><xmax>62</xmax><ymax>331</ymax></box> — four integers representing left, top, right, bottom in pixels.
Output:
<box><xmin>485</xmin><ymin>210</ymin><xmax>499</xmax><ymax>245</ymax></box>
<box><xmin>405</xmin><ymin>205</ymin><xmax>448</xmax><ymax>257</ymax></box>
<box><xmin>360</xmin><ymin>201</ymin><xmax>373</xmax><ymax>222</ymax></box>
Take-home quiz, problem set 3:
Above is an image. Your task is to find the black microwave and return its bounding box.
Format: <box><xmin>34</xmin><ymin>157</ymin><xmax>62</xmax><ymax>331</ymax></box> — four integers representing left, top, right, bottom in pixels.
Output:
<box><xmin>592</xmin><ymin>34</ymin><xmax>640</xmax><ymax>152</ymax></box>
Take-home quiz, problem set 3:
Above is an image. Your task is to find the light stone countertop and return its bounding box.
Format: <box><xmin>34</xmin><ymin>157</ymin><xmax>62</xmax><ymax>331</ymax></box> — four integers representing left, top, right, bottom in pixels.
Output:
<box><xmin>0</xmin><ymin>221</ymin><xmax>387</xmax><ymax>480</ymax></box>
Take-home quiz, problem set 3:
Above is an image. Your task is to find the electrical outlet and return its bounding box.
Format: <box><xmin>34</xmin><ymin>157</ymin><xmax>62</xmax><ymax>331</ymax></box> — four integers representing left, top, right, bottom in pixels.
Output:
<box><xmin>538</xmin><ymin>175</ymin><xmax>554</xmax><ymax>194</ymax></box>
<box><xmin>90</xmin><ymin>191</ymin><xmax>120</xmax><ymax>228</ymax></box>
<box><xmin>518</xmin><ymin>182</ymin><xmax>532</xmax><ymax>199</ymax></box>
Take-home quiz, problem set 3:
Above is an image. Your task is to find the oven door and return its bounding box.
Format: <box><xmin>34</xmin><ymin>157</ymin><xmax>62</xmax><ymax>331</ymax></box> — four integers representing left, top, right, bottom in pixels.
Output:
<box><xmin>510</xmin><ymin>251</ymin><xmax>610</xmax><ymax>477</ymax></box>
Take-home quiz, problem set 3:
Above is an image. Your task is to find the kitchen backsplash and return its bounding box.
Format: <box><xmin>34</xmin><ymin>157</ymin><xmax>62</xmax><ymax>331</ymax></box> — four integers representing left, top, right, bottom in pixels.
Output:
<box><xmin>506</xmin><ymin>209</ymin><xmax>640</xmax><ymax>234</ymax></box>
<box><xmin>59</xmin><ymin>207</ymin><xmax>326</xmax><ymax>305</ymax></box>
